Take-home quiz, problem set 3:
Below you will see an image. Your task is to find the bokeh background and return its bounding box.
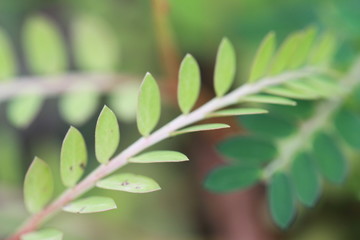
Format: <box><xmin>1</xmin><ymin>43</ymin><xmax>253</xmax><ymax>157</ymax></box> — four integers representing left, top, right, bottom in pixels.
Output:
<box><xmin>1</xmin><ymin>0</ymin><xmax>360</xmax><ymax>239</ymax></box>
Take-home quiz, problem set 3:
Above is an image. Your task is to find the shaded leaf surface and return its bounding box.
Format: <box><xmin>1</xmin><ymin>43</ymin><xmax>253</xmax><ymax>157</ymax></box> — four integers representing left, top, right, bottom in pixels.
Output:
<box><xmin>334</xmin><ymin>109</ymin><xmax>360</xmax><ymax>149</ymax></box>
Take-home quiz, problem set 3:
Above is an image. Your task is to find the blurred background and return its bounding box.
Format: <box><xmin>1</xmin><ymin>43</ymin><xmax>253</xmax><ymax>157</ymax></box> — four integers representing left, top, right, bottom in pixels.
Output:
<box><xmin>1</xmin><ymin>0</ymin><xmax>360</xmax><ymax>239</ymax></box>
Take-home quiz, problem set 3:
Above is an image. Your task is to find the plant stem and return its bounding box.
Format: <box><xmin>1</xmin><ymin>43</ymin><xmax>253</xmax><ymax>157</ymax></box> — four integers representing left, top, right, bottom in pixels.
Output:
<box><xmin>6</xmin><ymin>68</ymin><xmax>318</xmax><ymax>240</ymax></box>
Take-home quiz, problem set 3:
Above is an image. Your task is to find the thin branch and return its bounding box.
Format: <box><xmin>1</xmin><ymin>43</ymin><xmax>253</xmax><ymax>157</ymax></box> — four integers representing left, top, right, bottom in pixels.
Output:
<box><xmin>0</xmin><ymin>73</ymin><xmax>139</xmax><ymax>103</ymax></box>
<box><xmin>6</xmin><ymin>67</ymin><xmax>319</xmax><ymax>240</ymax></box>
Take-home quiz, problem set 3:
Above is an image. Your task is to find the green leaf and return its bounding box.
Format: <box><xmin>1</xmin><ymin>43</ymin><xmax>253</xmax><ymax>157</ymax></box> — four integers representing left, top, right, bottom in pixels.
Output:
<box><xmin>290</xmin><ymin>153</ymin><xmax>320</xmax><ymax>207</ymax></box>
<box><xmin>63</xmin><ymin>196</ymin><xmax>116</xmax><ymax>214</ymax></box>
<box><xmin>312</xmin><ymin>133</ymin><xmax>347</xmax><ymax>184</ymax></box>
<box><xmin>7</xmin><ymin>93</ymin><xmax>44</xmax><ymax>128</ymax></box>
<box><xmin>268</xmin><ymin>100</ymin><xmax>315</xmax><ymax>121</ymax></box>
<box><xmin>72</xmin><ymin>15</ymin><xmax>119</xmax><ymax>71</ymax></box>
<box><xmin>309</xmin><ymin>32</ymin><xmax>337</xmax><ymax>66</ymax></box>
<box><xmin>208</xmin><ymin>108</ymin><xmax>268</xmax><ymax>117</ymax></box>
<box><xmin>59</xmin><ymin>83</ymin><xmax>100</xmax><ymax>126</ymax></box>
<box><xmin>23</xmin><ymin>15</ymin><xmax>66</xmax><ymax>75</ymax></box>
<box><xmin>242</xmin><ymin>94</ymin><xmax>297</xmax><ymax>106</ymax></box>
<box><xmin>96</xmin><ymin>173</ymin><xmax>161</xmax><ymax>193</ymax></box>
<box><xmin>205</xmin><ymin>165</ymin><xmax>261</xmax><ymax>193</ymax></box>
<box><xmin>95</xmin><ymin>106</ymin><xmax>120</xmax><ymax>164</ymax></box>
<box><xmin>217</xmin><ymin>136</ymin><xmax>277</xmax><ymax>163</ymax></box>
<box><xmin>129</xmin><ymin>150</ymin><xmax>188</xmax><ymax>163</ymax></box>
<box><xmin>24</xmin><ymin>157</ymin><xmax>53</xmax><ymax>213</ymax></box>
<box><xmin>171</xmin><ymin>123</ymin><xmax>230</xmax><ymax>136</ymax></box>
<box><xmin>334</xmin><ymin>109</ymin><xmax>360</xmax><ymax>149</ymax></box>
<box><xmin>0</xmin><ymin>27</ymin><xmax>16</xmax><ymax>81</ymax></box>
<box><xmin>289</xmin><ymin>26</ymin><xmax>317</xmax><ymax>68</ymax></box>
<box><xmin>60</xmin><ymin>127</ymin><xmax>87</xmax><ymax>187</ymax></box>
<box><xmin>178</xmin><ymin>54</ymin><xmax>201</xmax><ymax>114</ymax></box>
<box><xmin>137</xmin><ymin>73</ymin><xmax>161</xmax><ymax>136</ymax></box>
<box><xmin>269</xmin><ymin>31</ymin><xmax>302</xmax><ymax>75</ymax></box>
<box><xmin>284</xmin><ymin>79</ymin><xmax>325</xmax><ymax>97</ymax></box>
<box><xmin>264</xmin><ymin>85</ymin><xmax>319</xmax><ymax>100</ymax></box>
<box><xmin>268</xmin><ymin>172</ymin><xmax>295</xmax><ymax>229</ymax></box>
<box><xmin>248</xmin><ymin>32</ymin><xmax>276</xmax><ymax>82</ymax></box>
<box><xmin>239</xmin><ymin>114</ymin><xmax>295</xmax><ymax>139</ymax></box>
<box><xmin>214</xmin><ymin>38</ymin><xmax>236</xmax><ymax>97</ymax></box>
<box><xmin>21</xmin><ymin>228</ymin><xmax>63</xmax><ymax>240</ymax></box>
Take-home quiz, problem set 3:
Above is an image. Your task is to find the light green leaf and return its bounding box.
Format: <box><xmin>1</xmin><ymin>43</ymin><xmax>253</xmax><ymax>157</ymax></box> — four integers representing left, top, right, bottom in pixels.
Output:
<box><xmin>21</xmin><ymin>228</ymin><xmax>63</xmax><ymax>240</ymax></box>
<box><xmin>284</xmin><ymin>79</ymin><xmax>325</xmax><ymax>97</ymax></box>
<box><xmin>290</xmin><ymin>153</ymin><xmax>321</xmax><ymax>207</ymax></box>
<box><xmin>95</xmin><ymin>106</ymin><xmax>120</xmax><ymax>164</ymax></box>
<box><xmin>63</xmin><ymin>196</ymin><xmax>116</xmax><ymax>214</ymax></box>
<box><xmin>248</xmin><ymin>32</ymin><xmax>276</xmax><ymax>82</ymax></box>
<box><xmin>7</xmin><ymin>93</ymin><xmax>44</xmax><ymax>128</ymax></box>
<box><xmin>59</xmin><ymin>83</ymin><xmax>100</xmax><ymax>126</ymax></box>
<box><xmin>129</xmin><ymin>150</ymin><xmax>188</xmax><ymax>163</ymax></box>
<box><xmin>214</xmin><ymin>38</ymin><xmax>236</xmax><ymax>97</ymax></box>
<box><xmin>23</xmin><ymin>15</ymin><xmax>66</xmax><ymax>75</ymax></box>
<box><xmin>334</xmin><ymin>109</ymin><xmax>360</xmax><ymax>149</ymax></box>
<box><xmin>60</xmin><ymin>127</ymin><xmax>87</xmax><ymax>187</ymax></box>
<box><xmin>205</xmin><ymin>165</ymin><xmax>261</xmax><ymax>193</ymax></box>
<box><xmin>208</xmin><ymin>108</ymin><xmax>268</xmax><ymax>117</ymax></box>
<box><xmin>309</xmin><ymin>32</ymin><xmax>337</xmax><ymax>66</ymax></box>
<box><xmin>24</xmin><ymin>157</ymin><xmax>54</xmax><ymax>213</ymax></box>
<box><xmin>137</xmin><ymin>73</ymin><xmax>161</xmax><ymax>136</ymax></box>
<box><xmin>242</xmin><ymin>94</ymin><xmax>296</xmax><ymax>106</ymax></box>
<box><xmin>289</xmin><ymin>26</ymin><xmax>317</xmax><ymax>68</ymax></box>
<box><xmin>178</xmin><ymin>54</ymin><xmax>201</xmax><ymax>114</ymax></box>
<box><xmin>72</xmin><ymin>15</ymin><xmax>119</xmax><ymax>71</ymax></box>
<box><xmin>0</xmin><ymin>27</ymin><xmax>16</xmax><ymax>81</ymax></box>
<box><xmin>312</xmin><ymin>133</ymin><xmax>347</xmax><ymax>184</ymax></box>
<box><xmin>264</xmin><ymin>85</ymin><xmax>319</xmax><ymax>100</ymax></box>
<box><xmin>269</xmin><ymin>31</ymin><xmax>302</xmax><ymax>75</ymax></box>
<box><xmin>96</xmin><ymin>173</ymin><xmax>161</xmax><ymax>193</ymax></box>
<box><xmin>268</xmin><ymin>172</ymin><xmax>295</xmax><ymax>229</ymax></box>
<box><xmin>171</xmin><ymin>123</ymin><xmax>230</xmax><ymax>136</ymax></box>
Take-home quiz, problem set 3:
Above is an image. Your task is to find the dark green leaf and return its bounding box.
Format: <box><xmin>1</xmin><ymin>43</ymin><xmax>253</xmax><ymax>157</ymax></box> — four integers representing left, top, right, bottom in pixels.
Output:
<box><xmin>208</xmin><ymin>108</ymin><xmax>268</xmax><ymax>117</ymax></box>
<box><xmin>334</xmin><ymin>109</ymin><xmax>360</xmax><ymax>149</ymax></box>
<box><xmin>178</xmin><ymin>54</ymin><xmax>201</xmax><ymax>114</ymax></box>
<box><xmin>129</xmin><ymin>151</ymin><xmax>188</xmax><ymax>163</ymax></box>
<box><xmin>214</xmin><ymin>38</ymin><xmax>236</xmax><ymax>97</ymax></box>
<box><xmin>95</xmin><ymin>106</ymin><xmax>120</xmax><ymax>163</ymax></box>
<box><xmin>21</xmin><ymin>228</ymin><xmax>63</xmax><ymax>240</ymax></box>
<box><xmin>24</xmin><ymin>157</ymin><xmax>54</xmax><ymax>213</ymax></box>
<box><xmin>312</xmin><ymin>133</ymin><xmax>347</xmax><ymax>184</ymax></box>
<box><xmin>268</xmin><ymin>172</ymin><xmax>296</xmax><ymax>229</ymax></box>
<box><xmin>217</xmin><ymin>136</ymin><xmax>277</xmax><ymax>163</ymax></box>
<box><xmin>290</xmin><ymin>153</ymin><xmax>321</xmax><ymax>207</ymax></box>
<box><xmin>60</xmin><ymin>127</ymin><xmax>87</xmax><ymax>187</ymax></box>
<box><xmin>205</xmin><ymin>165</ymin><xmax>261</xmax><ymax>193</ymax></box>
<box><xmin>171</xmin><ymin>123</ymin><xmax>230</xmax><ymax>136</ymax></box>
<box><xmin>63</xmin><ymin>196</ymin><xmax>116</xmax><ymax>214</ymax></box>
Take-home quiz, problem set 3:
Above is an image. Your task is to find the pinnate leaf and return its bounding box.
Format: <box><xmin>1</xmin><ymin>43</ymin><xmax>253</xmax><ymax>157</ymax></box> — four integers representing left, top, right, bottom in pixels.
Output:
<box><xmin>208</xmin><ymin>108</ymin><xmax>268</xmax><ymax>117</ymax></box>
<box><xmin>24</xmin><ymin>157</ymin><xmax>54</xmax><ymax>213</ymax></box>
<box><xmin>242</xmin><ymin>94</ymin><xmax>296</xmax><ymax>106</ymax></box>
<box><xmin>0</xmin><ymin>27</ymin><xmax>16</xmax><ymax>81</ymax></box>
<box><xmin>60</xmin><ymin>127</ymin><xmax>87</xmax><ymax>187</ymax></box>
<box><xmin>214</xmin><ymin>38</ymin><xmax>236</xmax><ymax>97</ymax></box>
<box><xmin>129</xmin><ymin>151</ymin><xmax>188</xmax><ymax>163</ymax></box>
<box><xmin>178</xmin><ymin>54</ymin><xmax>201</xmax><ymax>114</ymax></box>
<box><xmin>309</xmin><ymin>32</ymin><xmax>337</xmax><ymax>66</ymax></box>
<box><xmin>95</xmin><ymin>106</ymin><xmax>120</xmax><ymax>163</ymax></box>
<box><xmin>289</xmin><ymin>26</ymin><xmax>317</xmax><ymax>68</ymax></box>
<box><xmin>172</xmin><ymin>123</ymin><xmax>230</xmax><ymax>136</ymax></box>
<box><xmin>96</xmin><ymin>173</ymin><xmax>161</xmax><ymax>193</ymax></box>
<box><xmin>63</xmin><ymin>196</ymin><xmax>116</xmax><ymax>214</ymax></box>
<box><xmin>21</xmin><ymin>228</ymin><xmax>63</xmax><ymax>240</ymax></box>
<box><xmin>137</xmin><ymin>73</ymin><xmax>161</xmax><ymax>136</ymax></box>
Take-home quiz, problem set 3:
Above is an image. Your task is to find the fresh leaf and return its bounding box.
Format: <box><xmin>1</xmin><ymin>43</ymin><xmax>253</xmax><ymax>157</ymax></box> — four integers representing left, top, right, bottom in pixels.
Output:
<box><xmin>23</xmin><ymin>15</ymin><xmax>66</xmax><ymax>75</ymax></box>
<box><xmin>24</xmin><ymin>157</ymin><xmax>54</xmax><ymax>213</ymax></box>
<box><xmin>63</xmin><ymin>196</ymin><xmax>116</xmax><ymax>214</ymax></box>
<box><xmin>208</xmin><ymin>108</ymin><xmax>268</xmax><ymax>117</ymax></box>
<box><xmin>289</xmin><ymin>26</ymin><xmax>317</xmax><ymax>68</ymax></box>
<box><xmin>0</xmin><ymin>27</ymin><xmax>16</xmax><ymax>81</ymax></box>
<box><xmin>312</xmin><ymin>133</ymin><xmax>347</xmax><ymax>184</ymax></box>
<box><xmin>248</xmin><ymin>32</ymin><xmax>276</xmax><ymax>82</ymax></box>
<box><xmin>264</xmin><ymin>85</ymin><xmax>319</xmax><ymax>100</ymax></box>
<box><xmin>129</xmin><ymin>151</ymin><xmax>188</xmax><ymax>163</ymax></box>
<box><xmin>205</xmin><ymin>165</ymin><xmax>261</xmax><ymax>193</ymax></box>
<box><xmin>171</xmin><ymin>123</ymin><xmax>230</xmax><ymax>136</ymax></box>
<box><xmin>290</xmin><ymin>153</ymin><xmax>320</xmax><ymax>207</ymax></box>
<box><xmin>309</xmin><ymin>32</ymin><xmax>337</xmax><ymax>66</ymax></box>
<box><xmin>178</xmin><ymin>54</ymin><xmax>201</xmax><ymax>114</ymax></box>
<box><xmin>242</xmin><ymin>94</ymin><xmax>297</xmax><ymax>106</ymax></box>
<box><xmin>95</xmin><ymin>106</ymin><xmax>120</xmax><ymax>163</ymax></box>
<box><xmin>21</xmin><ymin>228</ymin><xmax>63</xmax><ymax>240</ymax></box>
<box><xmin>60</xmin><ymin>127</ymin><xmax>87</xmax><ymax>187</ymax></box>
<box><xmin>268</xmin><ymin>172</ymin><xmax>296</xmax><ymax>229</ymax></box>
<box><xmin>214</xmin><ymin>38</ymin><xmax>236</xmax><ymax>97</ymax></box>
<box><xmin>137</xmin><ymin>73</ymin><xmax>161</xmax><ymax>136</ymax></box>
<box><xmin>59</xmin><ymin>83</ymin><xmax>100</xmax><ymax>126</ymax></box>
<box><xmin>334</xmin><ymin>109</ymin><xmax>360</xmax><ymax>149</ymax></box>
<box><xmin>96</xmin><ymin>173</ymin><xmax>161</xmax><ymax>193</ymax></box>
<box><xmin>239</xmin><ymin>114</ymin><xmax>295</xmax><ymax>139</ymax></box>
<box><xmin>217</xmin><ymin>136</ymin><xmax>277</xmax><ymax>163</ymax></box>
<box><xmin>7</xmin><ymin>93</ymin><xmax>43</xmax><ymax>128</ymax></box>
